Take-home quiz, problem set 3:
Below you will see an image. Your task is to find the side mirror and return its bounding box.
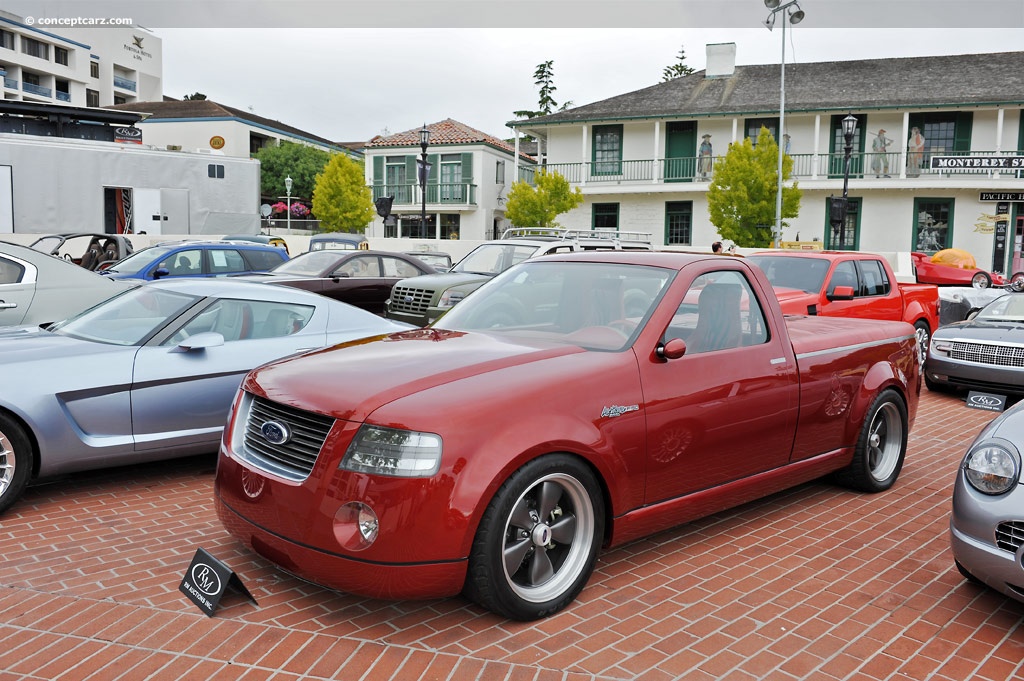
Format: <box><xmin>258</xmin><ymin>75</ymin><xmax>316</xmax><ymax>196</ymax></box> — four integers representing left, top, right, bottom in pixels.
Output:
<box><xmin>656</xmin><ymin>337</ymin><xmax>687</xmax><ymax>360</ymax></box>
<box><xmin>174</xmin><ymin>331</ymin><xmax>225</xmax><ymax>352</ymax></box>
<box><xmin>153</xmin><ymin>267</ymin><xmax>170</xmax><ymax>280</ymax></box>
<box><xmin>827</xmin><ymin>285</ymin><xmax>856</xmax><ymax>301</ymax></box>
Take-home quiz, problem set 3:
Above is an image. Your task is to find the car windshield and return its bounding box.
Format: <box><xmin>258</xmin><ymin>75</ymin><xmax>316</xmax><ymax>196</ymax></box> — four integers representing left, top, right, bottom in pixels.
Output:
<box><xmin>747</xmin><ymin>255</ymin><xmax>830</xmax><ymax>294</ymax></box>
<box><xmin>976</xmin><ymin>294</ymin><xmax>1024</xmax><ymax>321</ymax></box>
<box><xmin>49</xmin><ymin>285</ymin><xmax>199</xmax><ymax>345</ymax></box>
<box><xmin>434</xmin><ymin>260</ymin><xmax>674</xmax><ymax>351</ymax></box>
<box><xmin>103</xmin><ymin>245</ymin><xmax>178</xmax><ymax>275</ymax></box>
<box><xmin>269</xmin><ymin>251</ymin><xmax>339</xmax><ymax>276</ymax></box>
<box><xmin>452</xmin><ymin>243</ymin><xmax>540</xmax><ymax>276</ymax></box>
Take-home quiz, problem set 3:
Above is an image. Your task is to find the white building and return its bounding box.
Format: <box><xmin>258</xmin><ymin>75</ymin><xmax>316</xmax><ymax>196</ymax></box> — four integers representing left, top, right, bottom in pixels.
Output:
<box><xmin>0</xmin><ymin>11</ymin><xmax>161</xmax><ymax>108</ymax></box>
<box><xmin>511</xmin><ymin>46</ymin><xmax>1024</xmax><ymax>276</ymax></box>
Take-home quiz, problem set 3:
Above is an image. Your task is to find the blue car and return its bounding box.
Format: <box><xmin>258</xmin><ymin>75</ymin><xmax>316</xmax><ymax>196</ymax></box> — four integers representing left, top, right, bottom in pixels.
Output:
<box><xmin>100</xmin><ymin>240</ymin><xmax>288</xmax><ymax>281</ymax></box>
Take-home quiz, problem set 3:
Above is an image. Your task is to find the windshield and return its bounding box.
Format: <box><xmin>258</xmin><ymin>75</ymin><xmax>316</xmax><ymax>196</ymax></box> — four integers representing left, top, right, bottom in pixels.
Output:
<box><xmin>49</xmin><ymin>285</ymin><xmax>199</xmax><ymax>345</ymax></box>
<box><xmin>747</xmin><ymin>255</ymin><xmax>830</xmax><ymax>294</ymax></box>
<box><xmin>453</xmin><ymin>243</ymin><xmax>540</xmax><ymax>276</ymax></box>
<box><xmin>103</xmin><ymin>245</ymin><xmax>178</xmax><ymax>275</ymax></box>
<box><xmin>269</xmin><ymin>250</ymin><xmax>339</xmax><ymax>276</ymax></box>
<box><xmin>976</xmin><ymin>294</ymin><xmax>1024</xmax><ymax>321</ymax></box>
<box><xmin>435</xmin><ymin>260</ymin><xmax>674</xmax><ymax>351</ymax></box>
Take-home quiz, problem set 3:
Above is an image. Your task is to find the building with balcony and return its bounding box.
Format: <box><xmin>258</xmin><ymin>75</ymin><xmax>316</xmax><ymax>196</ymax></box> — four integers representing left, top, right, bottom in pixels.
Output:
<box><xmin>0</xmin><ymin>11</ymin><xmax>161</xmax><ymax>108</ymax></box>
<box><xmin>364</xmin><ymin>119</ymin><xmax>536</xmax><ymax>241</ymax></box>
<box><xmin>511</xmin><ymin>45</ymin><xmax>1024</xmax><ymax>276</ymax></box>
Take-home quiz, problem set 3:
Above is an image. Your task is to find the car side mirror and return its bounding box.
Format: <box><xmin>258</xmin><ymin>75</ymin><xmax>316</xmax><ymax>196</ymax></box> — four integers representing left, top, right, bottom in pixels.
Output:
<box><xmin>827</xmin><ymin>285</ymin><xmax>856</xmax><ymax>301</ymax></box>
<box><xmin>153</xmin><ymin>267</ymin><xmax>170</xmax><ymax>280</ymax></box>
<box><xmin>174</xmin><ymin>331</ymin><xmax>225</xmax><ymax>352</ymax></box>
<box><xmin>656</xmin><ymin>337</ymin><xmax>687</xmax><ymax>360</ymax></box>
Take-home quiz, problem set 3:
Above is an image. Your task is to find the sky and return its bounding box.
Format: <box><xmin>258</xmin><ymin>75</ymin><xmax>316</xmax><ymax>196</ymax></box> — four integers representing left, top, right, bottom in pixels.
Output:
<box><xmin>14</xmin><ymin>1</ymin><xmax>1024</xmax><ymax>144</ymax></box>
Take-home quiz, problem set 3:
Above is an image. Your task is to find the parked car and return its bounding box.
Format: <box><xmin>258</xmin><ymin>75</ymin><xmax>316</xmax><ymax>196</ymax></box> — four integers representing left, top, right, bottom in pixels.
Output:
<box><xmin>222</xmin><ymin>234</ymin><xmax>290</xmax><ymax>255</ymax></box>
<box><xmin>99</xmin><ymin>240</ymin><xmax>288</xmax><ymax>281</ymax></box>
<box><xmin>309</xmin><ymin>232</ymin><xmax>368</xmax><ymax>251</ymax></box>
<box><xmin>0</xmin><ymin>240</ymin><xmax>134</xmax><ymax>326</ymax></box>
<box><xmin>949</xmin><ymin>397</ymin><xmax>1024</xmax><ymax>605</ymax></box>
<box><xmin>911</xmin><ymin>248</ymin><xmax>1021</xmax><ymax>289</ymax></box>
<box><xmin>30</xmin><ymin>232</ymin><xmax>134</xmax><ymax>271</ymax></box>
<box><xmin>403</xmin><ymin>251</ymin><xmax>452</xmax><ymax>272</ymax></box>
<box><xmin>237</xmin><ymin>250</ymin><xmax>435</xmax><ymax>315</ymax></box>
<box><xmin>748</xmin><ymin>250</ymin><xmax>940</xmax><ymax>360</ymax></box>
<box><xmin>924</xmin><ymin>291</ymin><xmax>1024</xmax><ymax>394</ymax></box>
<box><xmin>0</xmin><ymin>278</ymin><xmax>409</xmax><ymax>515</ymax></box>
<box><xmin>385</xmin><ymin>228</ymin><xmax>654</xmax><ymax>326</ymax></box>
<box><xmin>216</xmin><ymin>251</ymin><xmax>920</xmax><ymax>620</ymax></box>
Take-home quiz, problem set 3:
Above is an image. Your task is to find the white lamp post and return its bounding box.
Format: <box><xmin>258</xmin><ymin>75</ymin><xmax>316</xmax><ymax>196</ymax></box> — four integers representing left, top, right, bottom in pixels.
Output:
<box><xmin>764</xmin><ymin>0</ymin><xmax>805</xmax><ymax>248</ymax></box>
<box><xmin>284</xmin><ymin>175</ymin><xmax>293</xmax><ymax>234</ymax></box>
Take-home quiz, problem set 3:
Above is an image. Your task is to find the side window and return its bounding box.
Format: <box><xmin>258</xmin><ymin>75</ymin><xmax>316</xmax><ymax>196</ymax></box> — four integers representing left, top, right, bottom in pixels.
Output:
<box><xmin>244</xmin><ymin>249</ymin><xmax>286</xmax><ymax>272</ymax></box>
<box><xmin>337</xmin><ymin>256</ymin><xmax>379</xmax><ymax>277</ymax></box>
<box><xmin>827</xmin><ymin>261</ymin><xmax>859</xmax><ymax>297</ymax></box>
<box><xmin>209</xmin><ymin>249</ymin><xmax>247</xmax><ymax>275</ymax></box>
<box><xmin>665</xmin><ymin>270</ymin><xmax>768</xmax><ymax>354</ymax></box>
<box><xmin>0</xmin><ymin>256</ymin><xmax>25</xmax><ymax>284</ymax></box>
<box><xmin>159</xmin><ymin>249</ymin><xmax>202</xmax><ymax>276</ymax></box>
<box><xmin>858</xmin><ymin>260</ymin><xmax>890</xmax><ymax>296</ymax></box>
<box><xmin>381</xmin><ymin>257</ymin><xmax>418</xmax><ymax>278</ymax></box>
<box><xmin>165</xmin><ymin>300</ymin><xmax>315</xmax><ymax>345</ymax></box>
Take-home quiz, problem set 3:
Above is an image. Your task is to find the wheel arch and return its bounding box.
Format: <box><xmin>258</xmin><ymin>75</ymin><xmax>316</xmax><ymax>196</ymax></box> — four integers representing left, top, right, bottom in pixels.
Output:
<box><xmin>0</xmin><ymin>406</ymin><xmax>41</xmax><ymax>479</ymax></box>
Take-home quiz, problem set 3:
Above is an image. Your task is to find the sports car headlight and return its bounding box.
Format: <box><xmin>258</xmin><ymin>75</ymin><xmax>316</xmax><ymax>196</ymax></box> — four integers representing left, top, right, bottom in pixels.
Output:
<box><xmin>963</xmin><ymin>440</ymin><xmax>1020</xmax><ymax>495</ymax></box>
<box><xmin>340</xmin><ymin>425</ymin><xmax>442</xmax><ymax>477</ymax></box>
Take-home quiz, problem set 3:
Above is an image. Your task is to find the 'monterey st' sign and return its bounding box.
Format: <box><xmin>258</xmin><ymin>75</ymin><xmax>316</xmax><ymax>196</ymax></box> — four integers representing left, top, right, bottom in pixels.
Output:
<box><xmin>931</xmin><ymin>156</ymin><xmax>1024</xmax><ymax>169</ymax></box>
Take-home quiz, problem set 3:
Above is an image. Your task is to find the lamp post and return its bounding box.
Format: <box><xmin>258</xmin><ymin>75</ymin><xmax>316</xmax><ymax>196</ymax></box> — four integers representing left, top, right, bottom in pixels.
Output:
<box><xmin>418</xmin><ymin>124</ymin><xmax>431</xmax><ymax>238</ymax></box>
<box><xmin>838</xmin><ymin>113</ymin><xmax>858</xmax><ymax>246</ymax></box>
<box><xmin>284</xmin><ymin>175</ymin><xmax>293</xmax><ymax>235</ymax></box>
<box><xmin>764</xmin><ymin>0</ymin><xmax>805</xmax><ymax>248</ymax></box>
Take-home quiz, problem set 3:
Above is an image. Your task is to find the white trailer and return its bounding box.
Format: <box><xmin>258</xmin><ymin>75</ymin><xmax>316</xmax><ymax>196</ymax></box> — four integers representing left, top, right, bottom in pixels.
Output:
<box><xmin>0</xmin><ymin>133</ymin><xmax>260</xmax><ymax>235</ymax></box>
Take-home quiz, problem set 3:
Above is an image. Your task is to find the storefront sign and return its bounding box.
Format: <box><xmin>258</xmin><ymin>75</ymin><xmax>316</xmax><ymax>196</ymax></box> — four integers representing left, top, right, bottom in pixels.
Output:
<box><xmin>209</xmin><ymin>136</ymin><xmax>225</xmax><ymax>150</ymax></box>
<box><xmin>981</xmin><ymin>192</ymin><xmax>1024</xmax><ymax>201</ymax></box>
<box><xmin>114</xmin><ymin>126</ymin><xmax>142</xmax><ymax>144</ymax></box>
<box><xmin>931</xmin><ymin>156</ymin><xmax>1024</xmax><ymax>170</ymax></box>
<box><xmin>993</xmin><ymin>201</ymin><xmax>1009</xmax><ymax>272</ymax></box>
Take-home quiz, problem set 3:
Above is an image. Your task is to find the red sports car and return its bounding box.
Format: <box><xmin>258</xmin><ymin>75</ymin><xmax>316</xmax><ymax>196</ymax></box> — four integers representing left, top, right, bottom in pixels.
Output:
<box><xmin>911</xmin><ymin>249</ymin><xmax>1022</xmax><ymax>289</ymax></box>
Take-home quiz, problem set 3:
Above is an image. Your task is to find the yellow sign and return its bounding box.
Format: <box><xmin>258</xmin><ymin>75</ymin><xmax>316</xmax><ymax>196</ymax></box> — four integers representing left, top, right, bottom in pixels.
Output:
<box><xmin>780</xmin><ymin>241</ymin><xmax>823</xmax><ymax>251</ymax></box>
<box><xmin>209</xmin><ymin>136</ymin><xmax>225</xmax><ymax>150</ymax></box>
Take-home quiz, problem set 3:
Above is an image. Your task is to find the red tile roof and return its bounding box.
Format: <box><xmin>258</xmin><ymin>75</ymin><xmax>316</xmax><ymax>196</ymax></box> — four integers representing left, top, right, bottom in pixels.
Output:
<box><xmin>366</xmin><ymin>119</ymin><xmax>533</xmax><ymax>160</ymax></box>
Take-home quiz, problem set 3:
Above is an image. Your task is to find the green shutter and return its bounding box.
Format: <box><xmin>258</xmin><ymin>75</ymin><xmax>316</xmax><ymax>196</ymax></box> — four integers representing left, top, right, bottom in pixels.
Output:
<box><xmin>428</xmin><ymin>154</ymin><xmax>439</xmax><ymax>183</ymax></box>
<box><xmin>953</xmin><ymin>112</ymin><xmax>973</xmax><ymax>152</ymax></box>
<box><xmin>372</xmin><ymin>156</ymin><xmax>384</xmax><ymax>186</ymax></box>
<box><xmin>461</xmin><ymin>153</ymin><xmax>473</xmax><ymax>182</ymax></box>
<box><xmin>405</xmin><ymin>155</ymin><xmax>417</xmax><ymax>181</ymax></box>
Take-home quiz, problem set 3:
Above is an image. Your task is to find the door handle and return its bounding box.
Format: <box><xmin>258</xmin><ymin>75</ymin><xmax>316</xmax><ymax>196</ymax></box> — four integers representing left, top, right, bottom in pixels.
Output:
<box><xmin>0</xmin><ymin>301</ymin><xmax>16</xmax><ymax>309</ymax></box>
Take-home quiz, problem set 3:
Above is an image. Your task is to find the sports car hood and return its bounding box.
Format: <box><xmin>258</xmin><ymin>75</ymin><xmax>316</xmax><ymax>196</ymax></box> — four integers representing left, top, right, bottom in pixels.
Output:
<box><xmin>245</xmin><ymin>328</ymin><xmax>584</xmax><ymax>423</ymax></box>
<box><xmin>934</xmin><ymin>317</ymin><xmax>1024</xmax><ymax>343</ymax></box>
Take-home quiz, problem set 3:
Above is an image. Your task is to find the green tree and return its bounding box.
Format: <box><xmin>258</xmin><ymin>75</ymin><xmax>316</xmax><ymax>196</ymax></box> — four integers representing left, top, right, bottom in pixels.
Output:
<box><xmin>514</xmin><ymin>60</ymin><xmax>561</xmax><ymax>120</ymax></box>
<box><xmin>661</xmin><ymin>46</ymin><xmax>695</xmax><ymax>82</ymax></box>
<box><xmin>706</xmin><ymin>127</ymin><xmax>801</xmax><ymax>247</ymax></box>
<box><xmin>255</xmin><ymin>142</ymin><xmax>331</xmax><ymax>203</ymax></box>
<box><xmin>182</xmin><ymin>92</ymin><xmax>207</xmax><ymax>100</ymax></box>
<box><xmin>311</xmin><ymin>154</ymin><xmax>375</xmax><ymax>233</ymax></box>
<box><xmin>505</xmin><ymin>169</ymin><xmax>584</xmax><ymax>229</ymax></box>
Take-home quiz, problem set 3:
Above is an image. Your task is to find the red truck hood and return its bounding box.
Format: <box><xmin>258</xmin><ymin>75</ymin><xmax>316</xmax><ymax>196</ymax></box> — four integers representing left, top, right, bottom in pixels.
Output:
<box><xmin>771</xmin><ymin>287</ymin><xmax>819</xmax><ymax>315</ymax></box>
<box><xmin>245</xmin><ymin>328</ymin><xmax>583</xmax><ymax>423</ymax></box>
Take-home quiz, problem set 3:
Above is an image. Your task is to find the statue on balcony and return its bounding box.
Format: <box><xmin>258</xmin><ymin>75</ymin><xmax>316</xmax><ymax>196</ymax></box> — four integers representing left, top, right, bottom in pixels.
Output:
<box><xmin>699</xmin><ymin>134</ymin><xmax>713</xmax><ymax>180</ymax></box>
<box><xmin>907</xmin><ymin>127</ymin><xmax>925</xmax><ymax>176</ymax></box>
<box><xmin>871</xmin><ymin>129</ymin><xmax>892</xmax><ymax>178</ymax></box>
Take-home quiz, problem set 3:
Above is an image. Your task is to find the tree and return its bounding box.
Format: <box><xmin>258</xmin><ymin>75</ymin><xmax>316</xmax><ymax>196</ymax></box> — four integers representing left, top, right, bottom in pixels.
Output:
<box><xmin>182</xmin><ymin>92</ymin><xmax>207</xmax><ymax>100</ymax></box>
<box><xmin>706</xmin><ymin>127</ymin><xmax>801</xmax><ymax>247</ymax></box>
<box><xmin>254</xmin><ymin>142</ymin><xmax>331</xmax><ymax>203</ymax></box>
<box><xmin>661</xmin><ymin>46</ymin><xmax>695</xmax><ymax>82</ymax></box>
<box><xmin>505</xmin><ymin>169</ymin><xmax>584</xmax><ymax>229</ymax></box>
<box><xmin>311</xmin><ymin>154</ymin><xmax>375</xmax><ymax>233</ymax></box>
<box><xmin>513</xmin><ymin>60</ymin><xmax>561</xmax><ymax>120</ymax></box>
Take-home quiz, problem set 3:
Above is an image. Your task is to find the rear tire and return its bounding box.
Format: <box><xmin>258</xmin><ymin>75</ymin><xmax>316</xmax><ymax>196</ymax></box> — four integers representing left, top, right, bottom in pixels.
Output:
<box><xmin>834</xmin><ymin>390</ymin><xmax>907</xmax><ymax>493</ymax></box>
<box><xmin>0</xmin><ymin>414</ymin><xmax>32</xmax><ymax>515</ymax></box>
<box><xmin>971</xmin><ymin>271</ymin><xmax>991</xmax><ymax>289</ymax></box>
<box><xmin>464</xmin><ymin>454</ymin><xmax>604</xmax><ymax>620</ymax></box>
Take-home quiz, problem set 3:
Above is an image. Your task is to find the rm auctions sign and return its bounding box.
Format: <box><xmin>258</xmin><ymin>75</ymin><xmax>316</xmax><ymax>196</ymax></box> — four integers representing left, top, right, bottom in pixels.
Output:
<box><xmin>930</xmin><ymin>156</ymin><xmax>1024</xmax><ymax>170</ymax></box>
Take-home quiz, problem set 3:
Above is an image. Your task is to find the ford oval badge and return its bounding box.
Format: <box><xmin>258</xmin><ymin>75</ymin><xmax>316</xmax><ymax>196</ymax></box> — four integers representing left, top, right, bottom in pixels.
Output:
<box><xmin>261</xmin><ymin>420</ymin><xmax>291</xmax><ymax>445</ymax></box>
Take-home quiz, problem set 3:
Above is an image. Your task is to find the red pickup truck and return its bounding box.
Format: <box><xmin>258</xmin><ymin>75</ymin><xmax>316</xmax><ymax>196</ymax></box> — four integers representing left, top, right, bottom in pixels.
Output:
<box><xmin>215</xmin><ymin>251</ymin><xmax>921</xmax><ymax>620</ymax></box>
<box><xmin>747</xmin><ymin>251</ymin><xmax>940</xmax><ymax>359</ymax></box>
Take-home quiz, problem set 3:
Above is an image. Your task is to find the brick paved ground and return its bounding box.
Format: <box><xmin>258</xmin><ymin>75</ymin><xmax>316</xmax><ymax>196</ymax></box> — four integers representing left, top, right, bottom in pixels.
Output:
<box><xmin>1</xmin><ymin>389</ymin><xmax>1023</xmax><ymax>680</ymax></box>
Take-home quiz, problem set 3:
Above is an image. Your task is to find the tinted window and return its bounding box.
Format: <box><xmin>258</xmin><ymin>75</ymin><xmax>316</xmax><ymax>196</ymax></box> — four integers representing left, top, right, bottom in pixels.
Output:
<box><xmin>241</xmin><ymin>248</ymin><xmax>287</xmax><ymax>272</ymax></box>
<box><xmin>0</xmin><ymin>256</ymin><xmax>25</xmax><ymax>284</ymax></box>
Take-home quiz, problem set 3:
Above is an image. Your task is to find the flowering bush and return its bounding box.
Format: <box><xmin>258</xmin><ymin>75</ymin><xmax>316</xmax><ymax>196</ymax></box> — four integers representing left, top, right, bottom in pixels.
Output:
<box><xmin>270</xmin><ymin>202</ymin><xmax>289</xmax><ymax>215</ymax></box>
<box><xmin>291</xmin><ymin>203</ymin><xmax>310</xmax><ymax>218</ymax></box>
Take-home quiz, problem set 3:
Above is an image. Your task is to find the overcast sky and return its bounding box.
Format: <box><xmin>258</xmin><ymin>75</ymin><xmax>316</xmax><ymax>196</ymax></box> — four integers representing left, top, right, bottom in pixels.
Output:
<box><xmin>154</xmin><ymin>26</ymin><xmax>1024</xmax><ymax>145</ymax></box>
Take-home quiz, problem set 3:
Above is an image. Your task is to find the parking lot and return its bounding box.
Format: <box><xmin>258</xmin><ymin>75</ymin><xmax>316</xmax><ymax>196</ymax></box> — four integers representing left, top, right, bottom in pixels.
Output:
<box><xmin>1</xmin><ymin>389</ymin><xmax>1023</xmax><ymax>681</ymax></box>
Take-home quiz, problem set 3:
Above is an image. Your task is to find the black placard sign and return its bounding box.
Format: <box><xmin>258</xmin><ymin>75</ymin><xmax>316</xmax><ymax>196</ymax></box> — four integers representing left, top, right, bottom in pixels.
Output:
<box><xmin>965</xmin><ymin>391</ymin><xmax>1006</xmax><ymax>413</ymax></box>
<box><xmin>179</xmin><ymin>548</ymin><xmax>257</xmax><ymax>617</ymax></box>
<box><xmin>993</xmin><ymin>201</ymin><xmax>1009</xmax><ymax>275</ymax></box>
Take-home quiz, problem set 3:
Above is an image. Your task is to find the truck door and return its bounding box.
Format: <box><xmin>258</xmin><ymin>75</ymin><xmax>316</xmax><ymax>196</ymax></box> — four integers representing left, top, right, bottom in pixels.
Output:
<box><xmin>820</xmin><ymin>259</ymin><xmax>901</xmax><ymax>322</ymax></box>
<box><xmin>639</xmin><ymin>266</ymin><xmax>800</xmax><ymax>504</ymax></box>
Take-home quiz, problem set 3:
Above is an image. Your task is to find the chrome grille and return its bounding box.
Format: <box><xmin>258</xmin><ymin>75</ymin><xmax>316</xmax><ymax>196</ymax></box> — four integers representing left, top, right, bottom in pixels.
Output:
<box><xmin>389</xmin><ymin>285</ymin><xmax>434</xmax><ymax>315</ymax></box>
<box><xmin>995</xmin><ymin>521</ymin><xmax>1024</xmax><ymax>553</ymax></box>
<box><xmin>242</xmin><ymin>395</ymin><xmax>335</xmax><ymax>480</ymax></box>
<box><xmin>949</xmin><ymin>341</ymin><xmax>1024</xmax><ymax>368</ymax></box>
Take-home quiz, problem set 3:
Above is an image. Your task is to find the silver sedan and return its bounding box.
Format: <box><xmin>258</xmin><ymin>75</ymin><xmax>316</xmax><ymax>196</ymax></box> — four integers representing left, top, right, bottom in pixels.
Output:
<box><xmin>950</xmin><ymin>398</ymin><xmax>1024</xmax><ymax>605</ymax></box>
<box><xmin>0</xmin><ymin>278</ymin><xmax>409</xmax><ymax>514</ymax></box>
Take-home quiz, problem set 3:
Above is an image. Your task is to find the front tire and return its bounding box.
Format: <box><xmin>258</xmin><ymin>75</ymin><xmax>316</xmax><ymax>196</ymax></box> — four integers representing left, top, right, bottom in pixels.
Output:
<box><xmin>834</xmin><ymin>390</ymin><xmax>907</xmax><ymax>493</ymax></box>
<box><xmin>913</xmin><ymin>320</ymin><xmax>931</xmax><ymax>365</ymax></box>
<box><xmin>971</xmin><ymin>271</ymin><xmax>992</xmax><ymax>289</ymax></box>
<box><xmin>0</xmin><ymin>414</ymin><xmax>32</xmax><ymax>515</ymax></box>
<box><xmin>464</xmin><ymin>454</ymin><xmax>605</xmax><ymax>620</ymax></box>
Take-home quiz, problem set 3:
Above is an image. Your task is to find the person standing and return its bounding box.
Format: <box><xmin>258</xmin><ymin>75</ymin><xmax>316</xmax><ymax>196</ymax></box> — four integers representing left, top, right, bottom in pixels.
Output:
<box><xmin>871</xmin><ymin>129</ymin><xmax>892</xmax><ymax>177</ymax></box>
<box><xmin>698</xmin><ymin>134</ymin><xmax>713</xmax><ymax>180</ymax></box>
<box><xmin>908</xmin><ymin>126</ymin><xmax>925</xmax><ymax>176</ymax></box>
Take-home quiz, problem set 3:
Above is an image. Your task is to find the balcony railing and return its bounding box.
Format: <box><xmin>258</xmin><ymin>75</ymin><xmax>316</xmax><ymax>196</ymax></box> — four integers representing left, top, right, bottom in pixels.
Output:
<box><xmin>371</xmin><ymin>183</ymin><xmax>478</xmax><ymax>206</ymax></box>
<box><xmin>56</xmin><ymin>91</ymin><xmax>71</xmax><ymax>102</ymax></box>
<box><xmin>3</xmin><ymin>77</ymin><xmax>17</xmax><ymax>90</ymax></box>
<box><xmin>22</xmin><ymin>82</ymin><xmax>52</xmax><ymax>97</ymax></box>
<box><xmin>518</xmin><ymin>150</ymin><xmax>1024</xmax><ymax>185</ymax></box>
<box><xmin>113</xmin><ymin>75</ymin><xmax>137</xmax><ymax>92</ymax></box>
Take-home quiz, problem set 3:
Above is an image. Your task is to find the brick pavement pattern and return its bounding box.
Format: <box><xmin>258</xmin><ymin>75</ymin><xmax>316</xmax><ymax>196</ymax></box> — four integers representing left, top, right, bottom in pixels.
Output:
<box><xmin>1</xmin><ymin>390</ymin><xmax>1023</xmax><ymax>680</ymax></box>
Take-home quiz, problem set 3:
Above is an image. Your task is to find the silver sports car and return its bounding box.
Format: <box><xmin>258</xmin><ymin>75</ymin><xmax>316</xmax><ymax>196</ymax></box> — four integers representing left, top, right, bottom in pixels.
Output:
<box><xmin>924</xmin><ymin>292</ymin><xmax>1024</xmax><ymax>394</ymax></box>
<box><xmin>0</xmin><ymin>278</ymin><xmax>409</xmax><ymax>514</ymax></box>
<box><xmin>950</xmin><ymin>397</ymin><xmax>1024</xmax><ymax>605</ymax></box>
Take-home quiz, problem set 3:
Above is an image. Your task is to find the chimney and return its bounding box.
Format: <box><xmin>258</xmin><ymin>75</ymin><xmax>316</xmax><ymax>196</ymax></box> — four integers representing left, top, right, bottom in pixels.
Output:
<box><xmin>705</xmin><ymin>43</ymin><xmax>736</xmax><ymax>79</ymax></box>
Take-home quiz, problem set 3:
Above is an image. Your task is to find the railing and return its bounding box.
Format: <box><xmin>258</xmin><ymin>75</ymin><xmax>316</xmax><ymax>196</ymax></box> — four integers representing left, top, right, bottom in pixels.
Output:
<box><xmin>22</xmin><ymin>82</ymin><xmax>51</xmax><ymax>97</ymax></box>
<box><xmin>371</xmin><ymin>183</ymin><xmax>478</xmax><ymax>206</ymax></box>
<box><xmin>516</xmin><ymin>149</ymin><xmax>1024</xmax><ymax>186</ymax></box>
<box><xmin>113</xmin><ymin>75</ymin><xmax>137</xmax><ymax>92</ymax></box>
<box><xmin>56</xmin><ymin>91</ymin><xmax>71</xmax><ymax>102</ymax></box>
<box><xmin>3</xmin><ymin>77</ymin><xmax>17</xmax><ymax>89</ymax></box>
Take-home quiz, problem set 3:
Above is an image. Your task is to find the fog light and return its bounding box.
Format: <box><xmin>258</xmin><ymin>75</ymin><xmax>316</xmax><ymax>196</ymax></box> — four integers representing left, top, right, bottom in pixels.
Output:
<box><xmin>333</xmin><ymin>502</ymin><xmax>379</xmax><ymax>551</ymax></box>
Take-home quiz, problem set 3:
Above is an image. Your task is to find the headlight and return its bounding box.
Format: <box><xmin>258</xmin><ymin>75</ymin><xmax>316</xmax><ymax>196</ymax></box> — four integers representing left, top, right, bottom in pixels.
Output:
<box><xmin>438</xmin><ymin>284</ymin><xmax>477</xmax><ymax>308</ymax></box>
<box><xmin>930</xmin><ymin>339</ymin><xmax>953</xmax><ymax>357</ymax></box>
<box><xmin>963</xmin><ymin>440</ymin><xmax>1020</xmax><ymax>495</ymax></box>
<box><xmin>340</xmin><ymin>425</ymin><xmax>442</xmax><ymax>477</ymax></box>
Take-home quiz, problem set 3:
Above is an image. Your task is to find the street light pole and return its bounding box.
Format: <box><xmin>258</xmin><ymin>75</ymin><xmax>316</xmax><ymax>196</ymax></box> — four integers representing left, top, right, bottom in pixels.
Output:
<box><xmin>419</xmin><ymin>124</ymin><xmax>431</xmax><ymax>239</ymax></box>
<box><xmin>764</xmin><ymin>0</ymin><xmax>804</xmax><ymax>248</ymax></box>
<box><xmin>284</xmin><ymin>175</ymin><xmax>293</xmax><ymax>235</ymax></box>
<box><xmin>839</xmin><ymin>113</ymin><xmax>858</xmax><ymax>246</ymax></box>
